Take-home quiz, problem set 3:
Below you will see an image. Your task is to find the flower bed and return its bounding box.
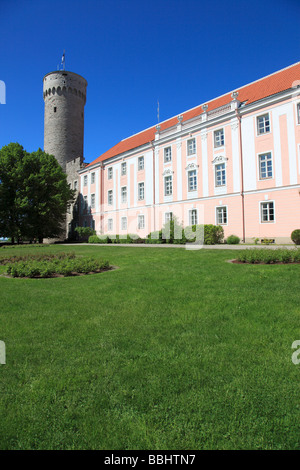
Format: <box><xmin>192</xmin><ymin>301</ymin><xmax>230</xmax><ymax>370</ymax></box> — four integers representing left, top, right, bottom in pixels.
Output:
<box><xmin>2</xmin><ymin>252</ymin><xmax>110</xmax><ymax>278</ymax></box>
<box><xmin>235</xmin><ymin>248</ymin><xmax>300</xmax><ymax>264</ymax></box>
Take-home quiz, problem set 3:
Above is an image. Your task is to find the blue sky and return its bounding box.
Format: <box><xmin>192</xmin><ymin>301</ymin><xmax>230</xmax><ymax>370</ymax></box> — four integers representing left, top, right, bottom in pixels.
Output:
<box><xmin>0</xmin><ymin>0</ymin><xmax>300</xmax><ymax>164</ymax></box>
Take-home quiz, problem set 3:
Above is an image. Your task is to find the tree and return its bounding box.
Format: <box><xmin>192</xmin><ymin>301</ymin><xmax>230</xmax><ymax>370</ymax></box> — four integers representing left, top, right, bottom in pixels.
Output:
<box><xmin>0</xmin><ymin>143</ymin><xmax>74</xmax><ymax>243</ymax></box>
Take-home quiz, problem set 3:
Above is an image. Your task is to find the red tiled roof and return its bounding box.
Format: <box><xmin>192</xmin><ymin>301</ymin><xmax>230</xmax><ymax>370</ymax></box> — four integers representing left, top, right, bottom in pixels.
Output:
<box><xmin>87</xmin><ymin>61</ymin><xmax>300</xmax><ymax>167</ymax></box>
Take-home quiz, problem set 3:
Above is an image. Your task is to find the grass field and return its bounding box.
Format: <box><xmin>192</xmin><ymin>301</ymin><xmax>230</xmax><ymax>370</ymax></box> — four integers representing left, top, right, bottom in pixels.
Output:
<box><xmin>0</xmin><ymin>244</ymin><xmax>299</xmax><ymax>450</ymax></box>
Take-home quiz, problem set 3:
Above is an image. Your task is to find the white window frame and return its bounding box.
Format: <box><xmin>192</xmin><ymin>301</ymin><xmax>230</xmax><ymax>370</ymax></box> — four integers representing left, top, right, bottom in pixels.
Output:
<box><xmin>91</xmin><ymin>193</ymin><xmax>95</xmax><ymax>209</ymax></box>
<box><xmin>83</xmin><ymin>195</ymin><xmax>88</xmax><ymax>211</ymax></box>
<box><xmin>138</xmin><ymin>156</ymin><xmax>144</xmax><ymax>171</ymax></box>
<box><xmin>108</xmin><ymin>218</ymin><xmax>113</xmax><ymax>232</ymax></box>
<box><xmin>216</xmin><ymin>206</ymin><xmax>228</xmax><ymax>225</ymax></box>
<box><xmin>91</xmin><ymin>172</ymin><xmax>95</xmax><ymax>184</ymax></box>
<box><xmin>215</xmin><ymin>163</ymin><xmax>226</xmax><ymax>187</ymax></box>
<box><xmin>83</xmin><ymin>175</ymin><xmax>88</xmax><ymax>187</ymax></box>
<box><xmin>138</xmin><ymin>214</ymin><xmax>145</xmax><ymax>230</ymax></box>
<box><xmin>138</xmin><ymin>182</ymin><xmax>145</xmax><ymax>200</ymax></box>
<box><xmin>165</xmin><ymin>212</ymin><xmax>173</xmax><ymax>223</ymax></box>
<box><xmin>188</xmin><ymin>169</ymin><xmax>197</xmax><ymax>192</ymax></box>
<box><xmin>260</xmin><ymin>200</ymin><xmax>275</xmax><ymax>223</ymax></box>
<box><xmin>189</xmin><ymin>209</ymin><xmax>198</xmax><ymax>225</ymax></box>
<box><xmin>121</xmin><ymin>216</ymin><xmax>127</xmax><ymax>230</ymax></box>
<box><xmin>164</xmin><ymin>175</ymin><xmax>173</xmax><ymax>196</ymax></box>
<box><xmin>187</xmin><ymin>138</ymin><xmax>196</xmax><ymax>156</ymax></box>
<box><xmin>121</xmin><ymin>162</ymin><xmax>127</xmax><ymax>176</ymax></box>
<box><xmin>121</xmin><ymin>186</ymin><xmax>127</xmax><ymax>204</ymax></box>
<box><xmin>297</xmin><ymin>103</ymin><xmax>300</xmax><ymax>125</ymax></box>
<box><xmin>164</xmin><ymin>146</ymin><xmax>172</xmax><ymax>163</ymax></box>
<box><xmin>108</xmin><ymin>167</ymin><xmax>113</xmax><ymax>180</ymax></box>
<box><xmin>257</xmin><ymin>113</ymin><xmax>270</xmax><ymax>135</ymax></box>
<box><xmin>108</xmin><ymin>189</ymin><xmax>113</xmax><ymax>206</ymax></box>
<box><xmin>214</xmin><ymin>128</ymin><xmax>225</xmax><ymax>148</ymax></box>
<box><xmin>258</xmin><ymin>152</ymin><xmax>273</xmax><ymax>180</ymax></box>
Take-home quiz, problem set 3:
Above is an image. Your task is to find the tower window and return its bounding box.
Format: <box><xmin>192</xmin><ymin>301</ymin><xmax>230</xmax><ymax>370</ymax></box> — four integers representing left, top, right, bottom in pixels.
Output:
<box><xmin>54</xmin><ymin>107</ymin><xmax>57</xmax><ymax>113</ymax></box>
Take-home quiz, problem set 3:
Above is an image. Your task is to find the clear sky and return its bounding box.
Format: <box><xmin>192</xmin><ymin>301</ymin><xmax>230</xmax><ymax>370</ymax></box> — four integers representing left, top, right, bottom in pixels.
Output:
<box><xmin>0</xmin><ymin>0</ymin><xmax>300</xmax><ymax>164</ymax></box>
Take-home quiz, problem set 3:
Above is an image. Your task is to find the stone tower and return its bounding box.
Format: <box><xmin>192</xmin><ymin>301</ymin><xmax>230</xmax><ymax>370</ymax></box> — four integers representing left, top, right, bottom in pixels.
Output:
<box><xmin>43</xmin><ymin>70</ymin><xmax>87</xmax><ymax>170</ymax></box>
<box><xmin>43</xmin><ymin>70</ymin><xmax>88</xmax><ymax>240</ymax></box>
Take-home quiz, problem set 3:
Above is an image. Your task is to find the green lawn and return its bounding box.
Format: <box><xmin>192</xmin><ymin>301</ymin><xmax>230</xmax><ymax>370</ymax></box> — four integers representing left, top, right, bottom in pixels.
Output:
<box><xmin>0</xmin><ymin>244</ymin><xmax>299</xmax><ymax>450</ymax></box>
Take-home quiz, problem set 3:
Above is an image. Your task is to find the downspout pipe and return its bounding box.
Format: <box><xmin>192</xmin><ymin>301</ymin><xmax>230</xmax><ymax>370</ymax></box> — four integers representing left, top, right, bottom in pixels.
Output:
<box><xmin>150</xmin><ymin>141</ymin><xmax>156</xmax><ymax>232</ymax></box>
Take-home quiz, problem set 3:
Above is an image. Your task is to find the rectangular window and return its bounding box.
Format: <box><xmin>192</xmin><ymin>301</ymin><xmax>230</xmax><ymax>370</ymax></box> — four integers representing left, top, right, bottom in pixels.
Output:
<box><xmin>121</xmin><ymin>162</ymin><xmax>127</xmax><ymax>176</ymax></box>
<box><xmin>83</xmin><ymin>195</ymin><xmax>88</xmax><ymax>211</ymax></box>
<box><xmin>138</xmin><ymin>215</ymin><xmax>145</xmax><ymax>230</ymax></box>
<box><xmin>215</xmin><ymin>163</ymin><xmax>226</xmax><ymax>186</ymax></box>
<box><xmin>297</xmin><ymin>103</ymin><xmax>300</xmax><ymax>124</ymax></box>
<box><xmin>108</xmin><ymin>190</ymin><xmax>113</xmax><ymax>205</ymax></box>
<box><xmin>164</xmin><ymin>175</ymin><xmax>173</xmax><ymax>196</ymax></box>
<box><xmin>165</xmin><ymin>212</ymin><xmax>173</xmax><ymax>223</ymax></box>
<box><xmin>91</xmin><ymin>172</ymin><xmax>95</xmax><ymax>184</ymax></box>
<box><xmin>214</xmin><ymin>129</ymin><xmax>224</xmax><ymax>147</ymax></box>
<box><xmin>91</xmin><ymin>193</ymin><xmax>95</xmax><ymax>209</ymax></box>
<box><xmin>74</xmin><ymin>180</ymin><xmax>78</xmax><ymax>191</ymax></box>
<box><xmin>138</xmin><ymin>182</ymin><xmax>145</xmax><ymax>200</ymax></box>
<box><xmin>164</xmin><ymin>147</ymin><xmax>172</xmax><ymax>162</ymax></box>
<box><xmin>138</xmin><ymin>156</ymin><xmax>144</xmax><ymax>171</ymax></box>
<box><xmin>108</xmin><ymin>218</ymin><xmax>113</xmax><ymax>231</ymax></box>
<box><xmin>216</xmin><ymin>206</ymin><xmax>227</xmax><ymax>225</ymax></box>
<box><xmin>261</xmin><ymin>201</ymin><xmax>274</xmax><ymax>222</ymax></box>
<box><xmin>188</xmin><ymin>170</ymin><xmax>197</xmax><ymax>191</ymax></box>
<box><xmin>257</xmin><ymin>113</ymin><xmax>270</xmax><ymax>135</ymax></box>
<box><xmin>189</xmin><ymin>209</ymin><xmax>198</xmax><ymax>225</ymax></box>
<box><xmin>108</xmin><ymin>167</ymin><xmax>113</xmax><ymax>180</ymax></box>
<box><xmin>121</xmin><ymin>217</ymin><xmax>127</xmax><ymax>230</ymax></box>
<box><xmin>187</xmin><ymin>138</ymin><xmax>196</xmax><ymax>156</ymax></box>
<box><xmin>121</xmin><ymin>186</ymin><xmax>127</xmax><ymax>203</ymax></box>
<box><xmin>83</xmin><ymin>175</ymin><xmax>88</xmax><ymax>186</ymax></box>
<box><xmin>259</xmin><ymin>152</ymin><xmax>273</xmax><ymax>179</ymax></box>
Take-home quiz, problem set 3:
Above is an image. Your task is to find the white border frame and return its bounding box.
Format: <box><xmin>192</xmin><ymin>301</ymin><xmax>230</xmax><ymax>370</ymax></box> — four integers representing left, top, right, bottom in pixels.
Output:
<box><xmin>259</xmin><ymin>199</ymin><xmax>276</xmax><ymax>223</ymax></box>
<box><xmin>257</xmin><ymin>150</ymin><xmax>274</xmax><ymax>181</ymax></box>
<box><xmin>256</xmin><ymin>112</ymin><xmax>271</xmax><ymax>137</ymax></box>
<box><xmin>215</xmin><ymin>205</ymin><xmax>228</xmax><ymax>226</ymax></box>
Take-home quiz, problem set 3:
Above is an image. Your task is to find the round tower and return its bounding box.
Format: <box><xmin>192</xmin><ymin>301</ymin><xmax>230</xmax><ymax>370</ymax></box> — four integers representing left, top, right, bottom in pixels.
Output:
<box><xmin>43</xmin><ymin>70</ymin><xmax>87</xmax><ymax>170</ymax></box>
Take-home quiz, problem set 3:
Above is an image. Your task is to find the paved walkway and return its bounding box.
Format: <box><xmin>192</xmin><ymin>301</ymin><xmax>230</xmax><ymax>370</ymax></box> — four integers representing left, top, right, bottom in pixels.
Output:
<box><xmin>64</xmin><ymin>243</ymin><xmax>296</xmax><ymax>250</ymax></box>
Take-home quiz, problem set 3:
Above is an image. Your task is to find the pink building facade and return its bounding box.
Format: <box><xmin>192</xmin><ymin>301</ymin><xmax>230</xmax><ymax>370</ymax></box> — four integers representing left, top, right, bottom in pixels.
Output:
<box><xmin>77</xmin><ymin>62</ymin><xmax>300</xmax><ymax>243</ymax></box>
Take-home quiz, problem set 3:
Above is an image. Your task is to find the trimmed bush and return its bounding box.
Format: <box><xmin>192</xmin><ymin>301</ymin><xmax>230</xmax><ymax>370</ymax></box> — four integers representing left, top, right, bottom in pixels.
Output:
<box><xmin>236</xmin><ymin>248</ymin><xmax>300</xmax><ymax>264</ymax></box>
<box><xmin>5</xmin><ymin>254</ymin><xmax>110</xmax><ymax>278</ymax></box>
<box><xmin>75</xmin><ymin>226</ymin><xmax>96</xmax><ymax>240</ymax></box>
<box><xmin>291</xmin><ymin>229</ymin><xmax>300</xmax><ymax>245</ymax></box>
<box><xmin>146</xmin><ymin>223</ymin><xmax>224</xmax><ymax>245</ymax></box>
<box><xmin>226</xmin><ymin>235</ymin><xmax>240</xmax><ymax>245</ymax></box>
<box><xmin>88</xmin><ymin>235</ymin><xmax>109</xmax><ymax>244</ymax></box>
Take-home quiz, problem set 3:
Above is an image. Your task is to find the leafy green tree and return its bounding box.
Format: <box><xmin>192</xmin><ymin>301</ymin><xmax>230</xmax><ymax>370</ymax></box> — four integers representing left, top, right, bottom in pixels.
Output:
<box><xmin>0</xmin><ymin>143</ymin><xmax>74</xmax><ymax>243</ymax></box>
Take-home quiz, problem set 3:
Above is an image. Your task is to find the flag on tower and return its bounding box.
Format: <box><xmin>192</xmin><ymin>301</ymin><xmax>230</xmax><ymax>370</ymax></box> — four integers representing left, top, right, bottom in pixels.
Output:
<box><xmin>61</xmin><ymin>50</ymin><xmax>65</xmax><ymax>70</ymax></box>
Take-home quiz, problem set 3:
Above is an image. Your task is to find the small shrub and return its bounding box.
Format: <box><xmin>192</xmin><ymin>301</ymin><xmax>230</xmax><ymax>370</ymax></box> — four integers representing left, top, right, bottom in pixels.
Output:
<box><xmin>291</xmin><ymin>229</ymin><xmax>300</xmax><ymax>245</ymax></box>
<box><xmin>226</xmin><ymin>235</ymin><xmax>240</xmax><ymax>245</ymax></box>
